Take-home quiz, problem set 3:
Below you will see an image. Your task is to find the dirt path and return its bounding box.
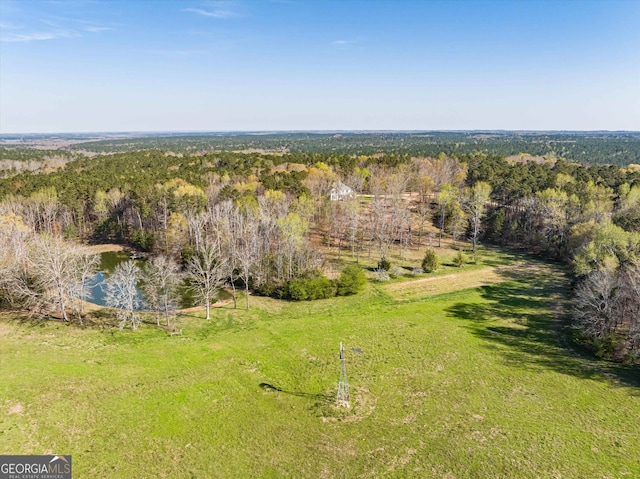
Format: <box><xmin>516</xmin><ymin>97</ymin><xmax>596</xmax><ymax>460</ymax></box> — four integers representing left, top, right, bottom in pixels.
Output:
<box><xmin>177</xmin><ymin>298</ymin><xmax>234</xmax><ymax>314</ymax></box>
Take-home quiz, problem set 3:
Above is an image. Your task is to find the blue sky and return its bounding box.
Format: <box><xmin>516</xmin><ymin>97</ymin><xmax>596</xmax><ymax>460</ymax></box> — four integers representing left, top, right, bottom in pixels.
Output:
<box><xmin>1</xmin><ymin>0</ymin><xmax>638</xmax><ymax>133</ymax></box>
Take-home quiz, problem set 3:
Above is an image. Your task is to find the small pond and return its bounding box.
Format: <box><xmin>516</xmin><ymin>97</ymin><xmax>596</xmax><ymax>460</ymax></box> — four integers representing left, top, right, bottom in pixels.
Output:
<box><xmin>84</xmin><ymin>251</ymin><xmax>198</xmax><ymax>310</ymax></box>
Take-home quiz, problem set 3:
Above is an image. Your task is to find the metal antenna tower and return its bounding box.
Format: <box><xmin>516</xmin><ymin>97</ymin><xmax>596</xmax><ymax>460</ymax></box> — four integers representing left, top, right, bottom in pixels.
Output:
<box><xmin>336</xmin><ymin>342</ymin><xmax>350</xmax><ymax>408</ymax></box>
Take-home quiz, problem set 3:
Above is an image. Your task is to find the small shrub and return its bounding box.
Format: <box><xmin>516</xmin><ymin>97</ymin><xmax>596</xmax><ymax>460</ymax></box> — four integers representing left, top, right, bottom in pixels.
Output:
<box><xmin>389</xmin><ymin>265</ymin><xmax>405</xmax><ymax>278</ymax></box>
<box><xmin>378</xmin><ymin>258</ymin><xmax>391</xmax><ymax>271</ymax></box>
<box><xmin>421</xmin><ymin>248</ymin><xmax>439</xmax><ymax>273</ymax></box>
<box><xmin>453</xmin><ymin>249</ymin><xmax>465</xmax><ymax>268</ymax></box>
<box><xmin>306</xmin><ymin>276</ymin><xmax>334</xmax><ymax>300</ymax></box>
<box><xmin>336</xmin><ymin>265</ymin><xmax>367</xmax><ymax>296</ymax></box>
<box><xmin>283</xmin><ymin>271</ymin><xmax>334</xmax><ymax>301</ymax></box>
<box><xmin>375</xmin><ymin>269</ymin><xmax>390</xmax><ymax>281</ymax></box>
<box><xmin>254</xmin><ymin>282</ymin><xmax>277</xmax><ymax>297</ymax></box>
<box><xmin>287</xmin><ymin>279</ymin><xmax>310</xmax><ymax>301</ymax></box>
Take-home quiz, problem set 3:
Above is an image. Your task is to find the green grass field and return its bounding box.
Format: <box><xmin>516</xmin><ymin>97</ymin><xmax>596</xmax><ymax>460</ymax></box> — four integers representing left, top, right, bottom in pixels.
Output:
<box><xmin>1</xmin><ymin>255</ymin><xmax>639</xmax><ymax>478</ymax></box>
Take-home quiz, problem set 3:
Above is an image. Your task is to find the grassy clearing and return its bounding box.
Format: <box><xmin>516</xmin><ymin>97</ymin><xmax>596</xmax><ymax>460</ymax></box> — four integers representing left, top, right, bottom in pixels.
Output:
<box><xmin>382</xmin><ymin>261</ymin><xmax>546</xmax><ymax>299</ymax></box>
<box><xmin>323</xmin><ymin>241</ymin><xmax>529</xmax><ymax>280</ymax></box>
<box><xmin>1</xmin><ymin>253</ymin><xmax>639</xmax><ymax>478</ymax></box>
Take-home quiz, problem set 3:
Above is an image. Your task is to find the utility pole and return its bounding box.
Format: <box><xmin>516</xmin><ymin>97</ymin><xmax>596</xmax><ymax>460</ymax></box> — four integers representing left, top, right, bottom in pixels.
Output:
<box><xmin>336</xmin><ymin>342</ymin><xmax>350</xmax><ymax>408</ymax></box>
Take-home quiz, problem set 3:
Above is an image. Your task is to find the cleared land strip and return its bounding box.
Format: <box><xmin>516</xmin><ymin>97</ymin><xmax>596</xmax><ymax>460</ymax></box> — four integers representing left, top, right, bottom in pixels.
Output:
<box><xmin>383</xmin><ymin>261</ymin><xmax>547</xmax><ymax>299</ymax></box>
<box><xmin>84</xmin><ymin>243</ymin><xmax>124</xmax><ymax>253</ymax></box>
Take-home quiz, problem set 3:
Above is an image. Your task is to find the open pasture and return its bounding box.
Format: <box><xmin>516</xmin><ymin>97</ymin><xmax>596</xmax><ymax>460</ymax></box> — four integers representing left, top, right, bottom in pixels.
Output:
<box><xmin>1</xmin><ymin>257</ymin><xmax>639</xmax><ymax>478</ymax></box>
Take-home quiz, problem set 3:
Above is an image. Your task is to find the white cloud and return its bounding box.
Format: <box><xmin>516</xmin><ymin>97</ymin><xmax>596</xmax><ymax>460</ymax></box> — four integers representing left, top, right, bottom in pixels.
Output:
<box><xmin>332</xmin><ymin>39</ymin><xmax>361</xmax><ymax>47</ymax></box>
<box><xmin>184</xmin><ymin>1</ymin><xmax>239</xmax><ymax>19</ymax></box>
<box><xmin>1</xmin><ymin>31</ymin><xmax>75</xmax><ymax>42</ymax></box>
<box><xmin>81</xmin><ymin>25</ymin><xmax>112</xmax><ymax>33</ymax></box>
<box><xmin>0</xmin><ymin>21</ymin><xmax>22</xmax><ymax>30</ymax></box>
<box><xmin>0</xmin><ymin>16</ymin><xmax>113</xmax><ymax>43</ymax></box>
<box><xmin>184</xmin><ymin>7</ymin><xmax>234</xmax><ymax>18</ymax></box>
<box><xmin>149</xmin><ymin>49</ymin><xmax>209</xmax><ymax>56</ymax></box>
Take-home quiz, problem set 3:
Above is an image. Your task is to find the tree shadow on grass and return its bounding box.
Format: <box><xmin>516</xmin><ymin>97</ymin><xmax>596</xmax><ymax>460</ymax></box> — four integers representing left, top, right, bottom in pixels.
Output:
<box><xmin>445</xmin><ymin>275</ymin><xmax>640</xmax><ymax>392</ymax></box>
<box><xmin>259</xmin><ymin>382</ymin><xmax>333</xmax><ymax>403</ymax></box>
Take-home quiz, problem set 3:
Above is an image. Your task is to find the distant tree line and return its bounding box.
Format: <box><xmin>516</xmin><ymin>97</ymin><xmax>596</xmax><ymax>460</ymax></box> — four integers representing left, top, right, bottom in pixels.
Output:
<box><xmin>43</xmin><ymin>131</ymin><xmax>640</xmax><ymax>166</ymax></box>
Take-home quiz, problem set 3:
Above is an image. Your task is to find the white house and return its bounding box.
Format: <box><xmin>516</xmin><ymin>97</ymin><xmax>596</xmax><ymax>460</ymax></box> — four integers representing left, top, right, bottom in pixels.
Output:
<box><xmin>330</xmin><ymin>182</ymin><xmax>355</xmax><ymax>201</ymax></box>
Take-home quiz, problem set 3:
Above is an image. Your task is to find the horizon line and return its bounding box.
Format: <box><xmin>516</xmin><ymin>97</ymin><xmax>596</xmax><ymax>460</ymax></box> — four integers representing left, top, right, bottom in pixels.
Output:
<box><xmin>2</xmin><ymin>129</ymin><xmax>639</xmax><ymax>137</ymax></box>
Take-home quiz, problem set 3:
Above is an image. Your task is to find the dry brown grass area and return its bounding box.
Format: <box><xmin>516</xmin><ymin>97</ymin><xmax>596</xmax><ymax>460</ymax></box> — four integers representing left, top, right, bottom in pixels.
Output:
<box><xmin>177</xmin><ymin>297</ymin><xmax>233</xmax><ymax>313</ymax></box>
<box><xmin>84</xmin><ymin>243</ymin><xmax>124</xmax><ymax>254</ymax></box>
<box><xmin>382</xmin><ymin>261</ymin><xmax>546</xmax><ymax>299</ymax></box>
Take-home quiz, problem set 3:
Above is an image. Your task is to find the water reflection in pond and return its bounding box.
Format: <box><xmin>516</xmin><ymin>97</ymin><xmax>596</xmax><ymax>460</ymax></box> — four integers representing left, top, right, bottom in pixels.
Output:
<box><xmin>85</xmin><ymin>251</ymin><xmax>198</xmax><ymax>310</ymax></box>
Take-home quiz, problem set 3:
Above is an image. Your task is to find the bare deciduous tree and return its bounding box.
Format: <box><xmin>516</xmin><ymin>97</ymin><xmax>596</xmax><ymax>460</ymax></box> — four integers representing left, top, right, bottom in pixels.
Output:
<box><xmin>463</xmin><ymin>182</ymin><xmax>492</xmax><ymax>253</ymax></box>
<box><xmin>186</xmin><ymin>243</ymin><xmax>228</xmax><ymax>320</ymax></box>
<box><xmin>344</xmin><ymin>198</ymin><xmax>361</xmax><ymax>260</ymax></box>
<box><xmin>574</xmin><ymin>268</ymin><xmax>618</xmax><ymax>340</ymax></box>
<box><xmin>415</xmin><ymin>199</ymin><xmax>431</xmax><ymax>247</ymax></box>
<box><xmin>105</xmin><ymin>260</ymin><xmax>142</xmax><ymax>330</ymax></box>
<box><xmin>29</xmin><ymin>236</ymin><xmax>79</xmax><ymax>322</ymax></box>
<box><xmin>411</xmin><ymin>156</ymin><xmax>466</xmax><ymax>189</ymax></box>
<box><xmin>25</xmin><ymin>188</ymin><xmax>61</xmax><ymax>235</ymax></box>
<box><xmin>574</xmin><ymin>261</ymin><xmax>640</xmax><ymax>360</ymax></box>
<box><xmin>142</xmin><ymin>255</ymin><xmax>181</xmax><ymax>327</ymax></box>
<box><xmin>436</xmin><ymin>184</ymin><xmax>458</xmax><ymax>248</ymax></box>
<box><xmin>0</xmin><ymin>213</ymin><xmax>34</xmax><ymax>309</ymax></box>
<box><xmin>277</xmin><ymin>212</ymin><xmax>307</xmax><ymax>278</ymax></box>
<box><xmin>615</xmin><ymin>262</ymin><xmax>640</xmax><ymax>356</ymax></box>
<box><xmin>69</xmin><ymin>248</ymin><xmax>100</xmax><ymax>324</ymax></box>
<box><xmin>185</xmin><ymin>211</ymin><xmax>208</xmax><ymax>253</ymax></box>
<box><xmin>231</xmin><ymin>208</ymin><xmax>262</xmax><ymax>310</ymax></box>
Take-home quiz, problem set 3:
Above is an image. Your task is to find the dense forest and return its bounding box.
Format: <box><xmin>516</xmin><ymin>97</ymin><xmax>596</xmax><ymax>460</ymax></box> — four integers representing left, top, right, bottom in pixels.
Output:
<box><xmin>2</xmin><ymin>131</ymin><xmax>640</xmax><ymax>165</ymax></box>
<box><xmin>1</xmin><ymin>141</ymin><xmax>639</xmax><ymax>363</ymax></box>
